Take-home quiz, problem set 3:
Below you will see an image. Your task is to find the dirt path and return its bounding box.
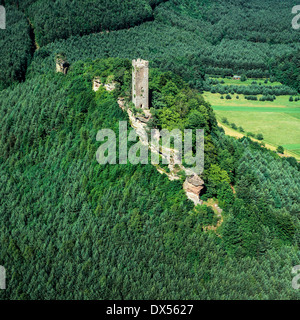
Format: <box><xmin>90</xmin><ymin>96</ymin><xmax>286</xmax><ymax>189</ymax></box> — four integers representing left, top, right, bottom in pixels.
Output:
<box><xmin>202</xmin><ymin>199</ymin><xmax>224</xmax><ymax>235</ymax></box>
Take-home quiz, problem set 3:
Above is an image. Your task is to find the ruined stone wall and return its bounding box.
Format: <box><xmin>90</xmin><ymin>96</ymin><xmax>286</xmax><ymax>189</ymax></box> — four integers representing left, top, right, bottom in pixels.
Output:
<box><xmin>132</xmin><ymin>59</ymin><xmax>149</xmax><ymax>109</ymax></box>
<box><xmin>93</xmin><ymin>77</ymin><xmax>102</xmax><ymax>91</ymax></box>
<box><xmin>56</xmin><ymin>60</ymin><xmax>63</xmax><ymax>73</ymax></box>
<box><xmin>56</xmin><ymin>58</ymin><xmax>69</xmax><ymax>75</ymax></box>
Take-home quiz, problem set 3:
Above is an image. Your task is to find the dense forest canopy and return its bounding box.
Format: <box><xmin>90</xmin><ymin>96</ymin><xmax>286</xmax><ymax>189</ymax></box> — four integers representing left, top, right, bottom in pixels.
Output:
<box><xmin>159</xmin><ymin>0</ymin><xmax>299</xmax><ymax>44</ymax></box>
<box><xmin>0</xmin><ymin>5</ymin><xmax>32</xmax><ymax>89</ymax></box>
<box><xmin>270</xmin><ymin>50</ymin><xmax>300</xmax><ymax>93</ymax></box>
<box><xmin>1</xmin><ymin>0</ymin><xmax>167</xmax><ymax>46</ymax></box>
<box><xmin>0</xmin><ymin>58</ymin><xmax>299</xmax><ymax>299</ymax></box>
<box><xmin>0</xmin><ymin>0</ymin><xmax>299</xmax><ymax>300</ymax></box>
<box><xmin>1</xmin><ymin>0</ymin><xmax>300</xmax><ymax>89</ymax></box>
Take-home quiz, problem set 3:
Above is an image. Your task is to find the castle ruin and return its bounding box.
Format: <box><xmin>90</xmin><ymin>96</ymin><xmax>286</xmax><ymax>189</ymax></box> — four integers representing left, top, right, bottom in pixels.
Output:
<box><xmin>132</xmin><ymin>59</ymin><xmax>149</xmax><ymax>109</ymax></box>
<box><xmin>93</xmin><ymin>76</ymin><xmax>116</xmax><ymax>92</ymax></box>
<box><xmin>93</xmin><ymin>77</ymin><xmax>102</xmax><ymax>91</ymax></box>
<box><xmin>56</xmin><ymin>54</ymin><xmax>70</xmax><ymax>75</ymax></box>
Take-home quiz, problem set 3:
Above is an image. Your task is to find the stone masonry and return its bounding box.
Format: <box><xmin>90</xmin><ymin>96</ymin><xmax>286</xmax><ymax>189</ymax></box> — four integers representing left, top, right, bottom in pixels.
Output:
<box><xmin>132</xmin><ymin>59</ymin><xmax>149</xmax><ymax>109</ymax></box>
<box><xmin>56</xmin><ymin>57</ymin><xmax>70</xmax><ymax>75</ymax></box>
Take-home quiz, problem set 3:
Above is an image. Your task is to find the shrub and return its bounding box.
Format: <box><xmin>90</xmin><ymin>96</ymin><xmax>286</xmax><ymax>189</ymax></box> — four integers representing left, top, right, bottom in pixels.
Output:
<box><xmin>241</xmin><ymin>74</ymin><xmax>247</xmax><ymax>82</ymax></box>
<box><xmin>256</xmin><ymin>133</ymin><xmax>264</xmax><ymax>141</ymax></box>
<box><xmin>245</xmin><ymin>95</ymin><xmax>258</xmax><ymax>101</ymax></box>
<box><xmin>247</xmin><ymin>132</ymin><xmax>255</xmax><ymax>138</ymax></box>
<box><xmin>230</xmin><ymin>123</ymin><xmax>237</xmax><ymax>130</ymax></box>
<box><xmin>260</xmin><ymin>95</ymin><xmax>274</xmax><ymax>102</ymax></box>
<box><xmin>277</xmin><ymin>146</ymin><xmax>284</xmax><ymax>154</ymax></box>
<box><xmin>222</xmin><ymin>117</ymin><xmax>229</xmax><ymax>124</ymax></box>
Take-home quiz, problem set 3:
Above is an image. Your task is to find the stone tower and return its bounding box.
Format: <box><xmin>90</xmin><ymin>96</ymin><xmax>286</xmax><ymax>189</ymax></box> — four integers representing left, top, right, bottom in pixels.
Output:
<box><xmin>132</xmin><ymin>59</ymin><xmax>149</xmax><ymax>109</ymax></box>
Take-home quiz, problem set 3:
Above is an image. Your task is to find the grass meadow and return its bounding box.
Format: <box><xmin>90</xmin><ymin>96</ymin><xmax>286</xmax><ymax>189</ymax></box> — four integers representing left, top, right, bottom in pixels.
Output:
<box><xmin>203</xmin><ymin>88</ymin><xmax>300</xmax><ymax>159</ymax></box>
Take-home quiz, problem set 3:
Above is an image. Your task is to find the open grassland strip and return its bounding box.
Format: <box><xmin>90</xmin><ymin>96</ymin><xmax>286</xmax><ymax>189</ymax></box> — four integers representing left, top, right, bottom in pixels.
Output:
<box><xmin>217</xmin><ymin>121</ymin><xmax>300</xmax><ymax>161</ymax></box>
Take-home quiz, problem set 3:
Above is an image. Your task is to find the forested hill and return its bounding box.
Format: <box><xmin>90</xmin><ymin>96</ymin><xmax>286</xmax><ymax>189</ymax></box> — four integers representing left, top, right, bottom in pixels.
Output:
<box><xmin>0</xmin><ymin>0</ymin><xmax>299</xmax><ymax>300</ymax></box>
<box><xmin>2</xmin><ymin>0</ymin><xmax>167</xmax><ymax>46</ymax></box>
<box><xmin>1</xmin><ymin>0</ymin><xmax>300</xmax><ymax>91</ymax></box>
<box><xmin>0</xmin><ymin>58</ymin><xmax>299</xmax><ymax>299</ymax></box>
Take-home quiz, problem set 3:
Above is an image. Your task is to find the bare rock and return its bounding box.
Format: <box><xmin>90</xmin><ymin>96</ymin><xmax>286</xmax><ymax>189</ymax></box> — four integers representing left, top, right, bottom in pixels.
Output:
<box><xmin>56</xmin><ymin>58</ymin><xmax>70</xmax><ymax>75</ymax></box>
<box><xmin>104</xmin><ymin>82</ymin><xmax>116</xmax><ymax>91</ymax></box>
<box><xmin>183</xmin><ymin>174</ymin><xmax>204</xmax><ymax>196</ymax></box>
<box><xmin>118</xmin><ymin>97</ymin><xmax>125</xmax><ymax>110</ymax></box>
<box><xmin>136</xmin><ymin>115</ymin><xmax>150</xmax><ymax>123</ymax></box>
<box><xmin>93</xmin><ymin>77</ymin><xmax>102</xmax><ymax>92</ymax></box>
<box><xmin>187</xmin><ymin>174</ymin><xmax>204</xmax><ymax>187</ymax></box>
<box><xmin>185</xmin><ymin>192</ymin><xmax>203</xmax><ymax>206</ymax></box>
<box><xmin>183</xmin><ymin>180</ymin><xmax>204</xmax><ymax>195</ymax></box>
<box><xmin>93</xmin><ymin>76</ymin><xmax>116</xmax><ymax>92</ymax></box>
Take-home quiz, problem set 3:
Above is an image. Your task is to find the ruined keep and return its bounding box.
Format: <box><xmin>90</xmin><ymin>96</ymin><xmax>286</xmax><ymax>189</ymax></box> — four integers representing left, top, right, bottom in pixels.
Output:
<box><xmin>132</xmin><ymin>59</ymin><xmax>149</xmax><ymax>109</ymax></box>
<box><xmin>56</xmin><ymin>54</ymin><xmax>70</xmax><ymax>75</ymax></box>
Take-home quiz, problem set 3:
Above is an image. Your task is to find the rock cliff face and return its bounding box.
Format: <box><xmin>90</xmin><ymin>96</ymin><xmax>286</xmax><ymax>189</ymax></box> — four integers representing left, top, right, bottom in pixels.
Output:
<box><xmin>183</xmin><ymin>175</ymin><xmax>204</xmax><ymax>197</ymax></box>
<box><xmin>93</xmin><ymin>77</ymin><xmax>102</xmax><ymax>91</ymax></box>
<box><xmin>117</xmin><ymin>98</ymin><xmax>205</xmax><ymax>206</ymax></box>
<box><xmin>96</xmin><ymin>60</ymin><xmax>205</xmax><ymax>206</ymax></box>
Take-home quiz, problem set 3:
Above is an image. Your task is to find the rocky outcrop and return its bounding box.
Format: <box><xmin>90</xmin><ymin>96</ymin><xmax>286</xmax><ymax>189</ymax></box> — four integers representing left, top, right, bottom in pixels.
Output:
<box><xmin>185</xmin><ymin>192</ymin><xmax>202</xmax><ymax>206</ymax></box>
<box><xmin>183</xmin><ymin>174</ymin><xmax>204</xmax><ymax>197</ymax></box>
<box><xmin>104</xmin><ymin>82</ymin><xmax>116</xmax><ymax>92</ymax></box>
<box><xmin>56</xmin><ymin>57</ymin><xmax>70</xmax><ymax>75</ymax></box>
<box><xmin>93</xmin><ymin>77</ymin><xmax>116</xmax><ymax>92</ymax></box>
<box><xmin>93</xmin><ymin>77</ymin><xmax>102</xmax><ymax>91</ymax></box>
<box><xmin>136</xmin><ymin>109</ymin><xmax>151</xmax><ymax>123</ymax></box>
<box><xmin>117</xmin><ymin>98</ymin><xmax>204</xmax><ymax>206</ymax></box>
<box><xmin>118</xmin><ymin>97</ymin><xmax>125</xmax><ymax>110</ymax></box>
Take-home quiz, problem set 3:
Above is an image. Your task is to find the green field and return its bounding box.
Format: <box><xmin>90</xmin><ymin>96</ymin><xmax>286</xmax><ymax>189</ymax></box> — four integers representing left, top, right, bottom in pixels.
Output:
<box><xmin>203</xmin><ymin>92</ymin><xmax>300</xmax><ymax>159</ymax></box>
